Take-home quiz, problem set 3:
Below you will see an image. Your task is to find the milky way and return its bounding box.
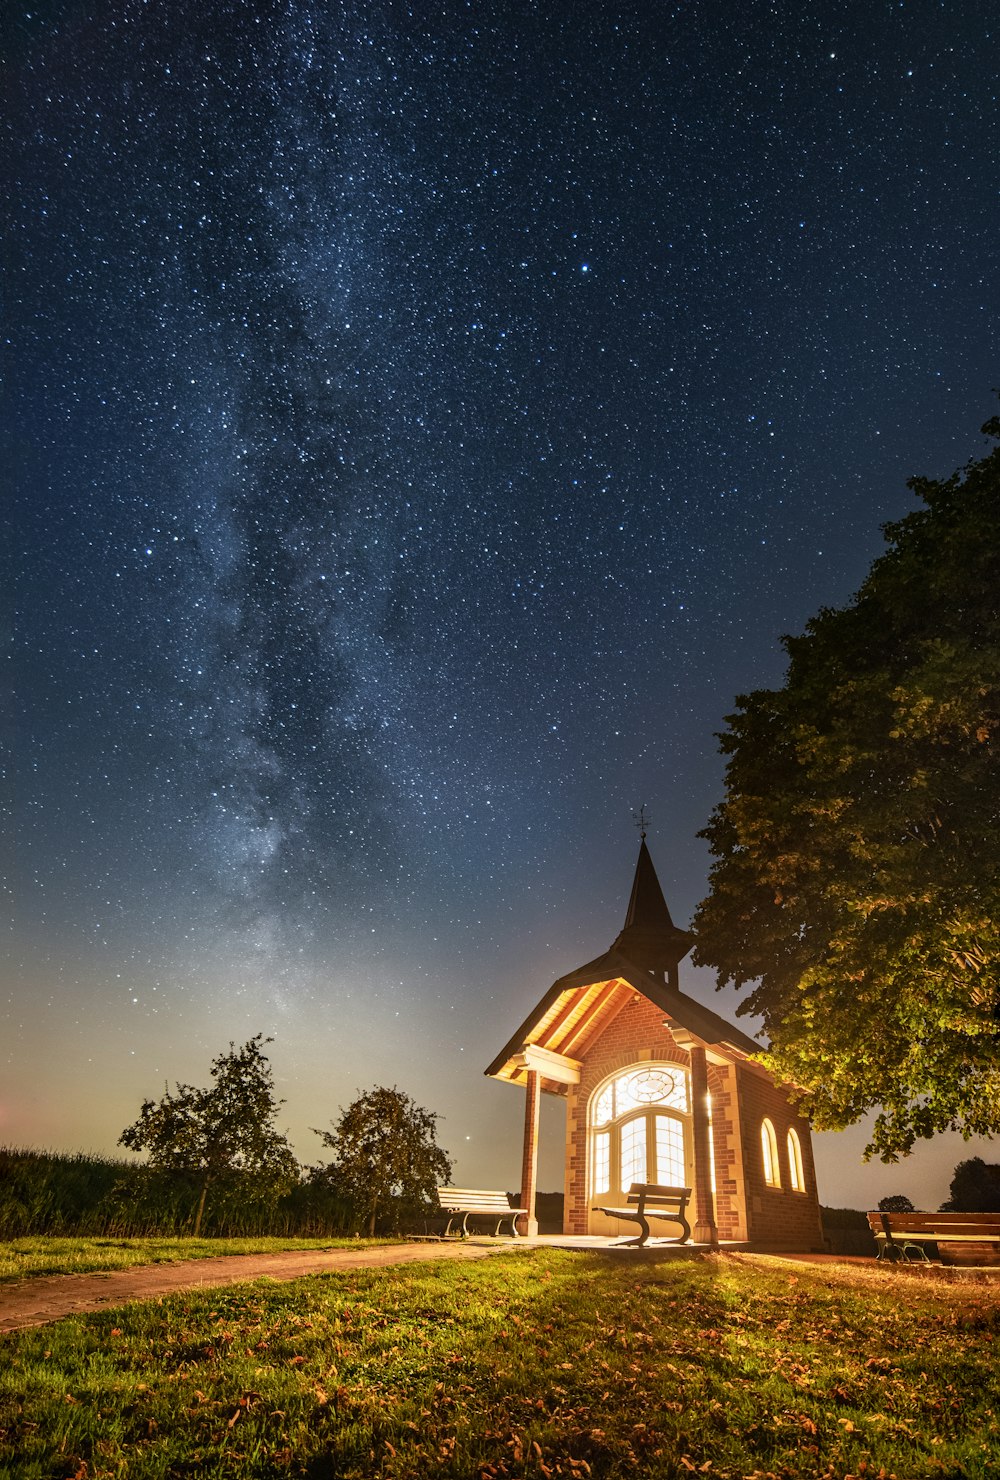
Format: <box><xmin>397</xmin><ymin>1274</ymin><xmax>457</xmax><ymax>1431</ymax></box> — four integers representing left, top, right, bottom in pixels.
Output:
<box><xmin>7</xmin><ymin>1</ymin><xmax>998</xmax><ymax>1201</ymax></box>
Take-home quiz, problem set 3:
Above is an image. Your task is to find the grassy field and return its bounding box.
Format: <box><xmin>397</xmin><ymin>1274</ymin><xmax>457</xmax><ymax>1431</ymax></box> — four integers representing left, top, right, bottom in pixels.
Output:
<box><xmin>0</xmin><ymin>1148</ymin><xmax>353</xmax><ymax>1239</ymax></box>
<box><xmin>2</xmin><ymin>1248</ymin><xmax>998</xmax><ymax>1479</ymax></box>
<box><xmin>0</xmin><ymin>1236</ymin><xmax>390</xmax><ymax>1285</ymax></box>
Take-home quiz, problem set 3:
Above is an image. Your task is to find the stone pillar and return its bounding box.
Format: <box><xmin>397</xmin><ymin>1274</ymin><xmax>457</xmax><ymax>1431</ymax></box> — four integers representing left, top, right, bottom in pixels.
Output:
<box><xmin>690</xmin><ymin>1044</ymin><xmax>719</xmax><ymax>1247</ymax></box>
<box><xmin>519</xmin><ymin>1069</ymin><xmax>541</xmax><ymax>1236</ymax></box>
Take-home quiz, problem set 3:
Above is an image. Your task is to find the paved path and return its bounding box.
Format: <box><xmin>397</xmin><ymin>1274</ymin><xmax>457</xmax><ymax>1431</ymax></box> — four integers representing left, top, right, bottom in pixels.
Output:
<box><xmin>0</xmin><ymin>1242</ymin><xmax>505</xmax><ymax>1335</ymax></box>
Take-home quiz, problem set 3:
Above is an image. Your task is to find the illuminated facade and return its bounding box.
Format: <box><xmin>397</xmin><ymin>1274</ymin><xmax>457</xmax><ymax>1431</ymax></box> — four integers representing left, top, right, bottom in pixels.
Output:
<box><xmin>485</xmin><ymin>838</ymin><xmax>825</xmax><ymax>1250</ymax></box>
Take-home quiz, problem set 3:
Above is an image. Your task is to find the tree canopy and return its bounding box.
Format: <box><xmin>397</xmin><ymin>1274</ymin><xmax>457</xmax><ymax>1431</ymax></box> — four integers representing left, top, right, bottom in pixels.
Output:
<box><xmin>940</xmin><ymin>1158</ymin><xmax>1000</xmax><ymax>1213</ymax></box>
<box><xmin>693</xmin><ymin>411</ymin><xmax>1000</xmax><ymax>1160</ymax></box>
<box><xmin>119</xmin><ymin>1035</ymin><xmax>298</xmax><ymax>1235</ymax></box>
<box><xmin>313</xmin><ymin>1086</ymin><xmax>452</xmax><ymax>1235</ymax></box>
<box><xmin>877</xmin><ymin>1195</ymin><xmax>916</xmax><ymax>1214</ymax></box>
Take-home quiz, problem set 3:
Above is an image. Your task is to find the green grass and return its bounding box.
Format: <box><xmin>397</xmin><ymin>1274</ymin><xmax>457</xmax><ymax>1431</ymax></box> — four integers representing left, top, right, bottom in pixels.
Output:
<box><xmin>0</xmin><ymin>1236</ymin><xmax>392</xmax><ymax>1284</ymax></box>
<box><xmin>2</xmin><ymin>1249</ymin><xmax>998</xmax><ymax>1478</ymax></box>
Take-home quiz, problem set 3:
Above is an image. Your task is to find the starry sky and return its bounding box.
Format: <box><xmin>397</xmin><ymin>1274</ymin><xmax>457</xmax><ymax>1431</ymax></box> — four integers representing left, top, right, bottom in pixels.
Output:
<box><xmin>6</xmin><ymin>0</ymin><xmax>998</xmax><ymax>1211</ymax></box>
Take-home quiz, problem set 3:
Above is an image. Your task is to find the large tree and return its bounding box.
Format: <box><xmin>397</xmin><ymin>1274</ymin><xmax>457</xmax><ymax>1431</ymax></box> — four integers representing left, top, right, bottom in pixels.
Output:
<box><xmin>940</xmin><ymin>1158</ymin><xmax>1000</xmax><ymax>1213</ymax></box>
<box><xmin>119</xmin><ymin>1035</ymin><xmax>299</xmax><ymax>1235</ymax></box>
<box><xmin>313</xmin><ymin>1086</ymin><xmax>452</xmax><ymax>1235</ymax></box>
<box><xmin>693</xmin><ymin>412</ymin><xmax>1000</xmax><ymax>1160</ymax></box>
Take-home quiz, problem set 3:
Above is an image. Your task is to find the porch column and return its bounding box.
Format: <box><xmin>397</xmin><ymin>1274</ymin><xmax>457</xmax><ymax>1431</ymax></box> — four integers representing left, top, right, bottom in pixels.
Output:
<box><xmin>689</xmin><ymin>1044</ymin><xmax>719</xmax><ymax>1247</ymax></box>
<box><xmin>519</xmin><ymin>1068</ymin><xmax>541</xmax><ymax>1235</ymax></box>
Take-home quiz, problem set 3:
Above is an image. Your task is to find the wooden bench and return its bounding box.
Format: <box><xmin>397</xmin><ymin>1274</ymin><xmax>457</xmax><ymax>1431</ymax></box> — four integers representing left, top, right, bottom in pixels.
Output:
<box><xmin>593</xmin><ymin>1183</ymin><xmax>692</xmax><ymax>1248</ymax></box>
<box><xmin>434</xmin><ymin>1187</ymin><xmax>526</xmax><ymax>1238</ymax></box>
<box><xmin>867</xmin><ymin>1211</ymin><xmax>1000</xmax><ymax>1265</ymax></box>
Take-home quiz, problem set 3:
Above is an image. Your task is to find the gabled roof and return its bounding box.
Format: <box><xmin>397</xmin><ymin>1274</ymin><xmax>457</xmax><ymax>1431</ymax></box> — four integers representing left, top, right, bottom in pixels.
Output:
<box><xmin>484</xmin><ymin>947</ymin><xmax>761</xmax><ymax>1088</ymax></box>
<box><xmin>485</xmin><ymin>839</ymin><xmax>762</xmax><ymax>1092</ymax></box>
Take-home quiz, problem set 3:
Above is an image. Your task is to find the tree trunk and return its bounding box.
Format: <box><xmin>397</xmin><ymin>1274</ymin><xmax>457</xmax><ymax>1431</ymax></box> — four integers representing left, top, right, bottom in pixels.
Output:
<box><xmin>193</xmin><ymin>1179</ymin><xmax>210</xmax><ymax>1238</ymax></box>
<box><xmin>368</xmin><ymin>1202</ymin><xmax>377</xmax><ymax>1237</ymax></box>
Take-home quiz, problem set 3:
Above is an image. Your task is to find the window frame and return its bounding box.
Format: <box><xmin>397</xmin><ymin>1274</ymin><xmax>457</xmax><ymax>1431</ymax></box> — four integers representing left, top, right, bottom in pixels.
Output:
<box><xmin>589</xmin><ymin>1064</ymin><xmax>692</xmax><ymax>1198</ymax></box>
<box><xmin>761</xmin><ymin>1117</ymin><xmax>781</xmax><ymax>1188</ymax></box>
<box><xmin>787</xmin><ymin>1126</ymin><xmax>806</xmax><ymax>1192</ymax></box>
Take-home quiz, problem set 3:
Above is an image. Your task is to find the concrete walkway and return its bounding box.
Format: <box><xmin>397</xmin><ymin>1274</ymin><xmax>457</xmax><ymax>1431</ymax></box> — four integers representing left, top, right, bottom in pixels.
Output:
<box><xmin>0</xmin><ymin>1241</ymin><xmax>507</xmax><ymax>1335</ymax></box>
<box><xmin>8</xmin><ymin>1237</ymin><xmax>989</xmax><ymax>1335</ymax></box>
<box><xmin>0</xmin><ymin>1235</ymin><xmax>729</xmax><ymax>1334</ymax></box>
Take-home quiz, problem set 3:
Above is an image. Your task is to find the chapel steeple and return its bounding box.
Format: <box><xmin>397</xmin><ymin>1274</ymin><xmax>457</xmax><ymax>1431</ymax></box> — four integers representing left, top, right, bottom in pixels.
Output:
<box><xmin>611</xmin><ymin>835</ymin><xmax>694</xmax><ymax>984</ymax></box>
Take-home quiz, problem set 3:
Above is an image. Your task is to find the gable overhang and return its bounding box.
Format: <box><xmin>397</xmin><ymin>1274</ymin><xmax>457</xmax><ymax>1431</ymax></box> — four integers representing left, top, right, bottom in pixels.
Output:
<box><xmin>485</xmin><ymin>971</ymin><xmax>634</xmax><ymax>1095</ymax></box>
<box><xmin>485</xmin><ymin>947</ymin><xmax>763</xmax><ymax>1095</ymax></box>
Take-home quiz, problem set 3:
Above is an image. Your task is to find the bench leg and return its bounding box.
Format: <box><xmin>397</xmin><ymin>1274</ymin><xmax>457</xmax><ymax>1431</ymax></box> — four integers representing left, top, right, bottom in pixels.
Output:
<box><xmin>902</xmin><ymin>1242</ymin><xmax>931</xmax><ymax>1263</ymax></box>
<box><xmin>619</xmin><ymin>1213</ymin><xmax>651</xmax><ymax>1248</ymax></box>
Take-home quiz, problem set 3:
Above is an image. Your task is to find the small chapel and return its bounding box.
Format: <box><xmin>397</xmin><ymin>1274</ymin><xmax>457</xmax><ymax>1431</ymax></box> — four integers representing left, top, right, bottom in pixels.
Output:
<box><xmin>485</xmin><ymin>836</ymin><xmax>825</xmax><ymax>1250</ymax></box>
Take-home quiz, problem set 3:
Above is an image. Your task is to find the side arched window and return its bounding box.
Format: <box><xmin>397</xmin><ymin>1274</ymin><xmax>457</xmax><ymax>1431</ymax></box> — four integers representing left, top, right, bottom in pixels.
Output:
<box><xmin>761</xmin><ymin>1118</ymin><xmax>781</xmax><ymax>1187</ymax></box>
<box><xmin>787</xmin><ymin>1128</ymin><xmax>805</xmax><ymax>1192</ymax></box>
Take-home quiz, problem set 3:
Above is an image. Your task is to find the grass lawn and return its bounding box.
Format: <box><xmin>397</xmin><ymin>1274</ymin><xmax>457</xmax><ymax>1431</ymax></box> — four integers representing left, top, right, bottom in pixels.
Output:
<box><xmin>1</xmin><ymin>1248</ymin><xmax>998</xmax><ymax>1478</ymax></box>
<box><xmin>0</xmin><ymin>1237</ymin><xmax>392</xmax><ymax>1285</ymax></box>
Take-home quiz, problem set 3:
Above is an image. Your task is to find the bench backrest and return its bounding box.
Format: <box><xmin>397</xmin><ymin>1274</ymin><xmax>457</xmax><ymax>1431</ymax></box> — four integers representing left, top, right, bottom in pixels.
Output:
<box><xmin>867</xmin><ymin>1211</ymin><xmax>1000</xmax><ymax>1238</ymax></box>
<box><xmin>625</xmin><ymin>1183</ymin><xmax>691</xmax><ymax>1210</ymax></box>
<box><xmin>437</xmin><ymin>1187</ymin><xmax>513</xmax><ymax>1213</ymax></box>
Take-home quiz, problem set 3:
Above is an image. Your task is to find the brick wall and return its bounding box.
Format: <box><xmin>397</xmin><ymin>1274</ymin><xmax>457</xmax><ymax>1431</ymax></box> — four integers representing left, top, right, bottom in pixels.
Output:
<box><xmin>707</xmin><ymin>1062</ymin><xmax>746</xmax><ymax>1241</ymax></box>
<box><xmin>734</xmin><ymin>1064</ymin><xmax>825</xmax><ymax>1251</ymax></box>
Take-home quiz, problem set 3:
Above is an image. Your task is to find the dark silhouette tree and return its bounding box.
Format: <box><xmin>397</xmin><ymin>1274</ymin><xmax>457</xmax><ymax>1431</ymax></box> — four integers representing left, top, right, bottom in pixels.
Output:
<box><xmin>878</xmin><ymin>1195</ymin><xmax>916</xmax><ymax>1213</ymax></box>
<box><xmin>693</xmin><ymin>409</ymin><xmax>1000</xmax><ymax>1160</ymax></box>
<box><xmin>313</xmin><ymin>1086</ymin><xmax>452</xmax><ymax>1235</ymax></box>
<box><xmin>939</xmin><ymin>1157</ymin><xmax>1000</xmax><ymax>1212</ymax></box>
<box><xmin>119</xmin><ymin>1035</ymin><xmax>298</xmax><ymax>1235</ymax></box>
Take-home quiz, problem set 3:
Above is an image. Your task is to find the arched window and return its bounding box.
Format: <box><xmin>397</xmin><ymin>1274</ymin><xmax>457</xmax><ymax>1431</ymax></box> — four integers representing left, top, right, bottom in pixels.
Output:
<box><xmin>787</xmin><ymin>1128</ymin><xmax>805</xmax><ymax>1192</ymax></box>
<box><xmin>590</xmin><ymin>1065</ymin><xmax>690</xmax><ymax>1197</ymax></box>
<box><xmin>761</xmin><ymin>1118</ymin><xmax>781</xmax><ymax>1187</ymax></box>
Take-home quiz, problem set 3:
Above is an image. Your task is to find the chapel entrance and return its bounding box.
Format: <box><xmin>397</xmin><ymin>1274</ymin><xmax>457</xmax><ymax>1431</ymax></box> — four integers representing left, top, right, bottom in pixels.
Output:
<box><xmin>588</xmin><ymin>1062</ymin><xmax>694</xmax><ymax>1236</ymax></box>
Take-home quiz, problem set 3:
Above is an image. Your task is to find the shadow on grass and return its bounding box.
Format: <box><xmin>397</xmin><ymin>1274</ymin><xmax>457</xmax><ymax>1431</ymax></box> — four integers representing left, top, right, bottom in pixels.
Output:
<box><xmin>3</xmin><ymin>1248</ymin><xmax>998</xmax><ymax>1479</ymax></box>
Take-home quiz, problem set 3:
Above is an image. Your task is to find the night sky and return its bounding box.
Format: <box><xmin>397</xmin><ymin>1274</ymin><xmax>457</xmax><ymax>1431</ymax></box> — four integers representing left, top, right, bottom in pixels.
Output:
<box><xmin>7</xmin><ymin>0</ymin><xmax>998</xmax><ymax>1210</ymax></box>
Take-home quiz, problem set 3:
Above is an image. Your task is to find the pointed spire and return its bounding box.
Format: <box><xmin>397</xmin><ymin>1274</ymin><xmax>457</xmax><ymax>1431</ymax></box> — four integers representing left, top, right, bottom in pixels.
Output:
<box><xmin>612</xmin><ymin>834</ymin><xmax>693</xmax><ymax>981</ymax></box>
<box><xmin>623</xmin><ymin>836</ymin><xmax>676</xmax><ymax>933</ymax></box>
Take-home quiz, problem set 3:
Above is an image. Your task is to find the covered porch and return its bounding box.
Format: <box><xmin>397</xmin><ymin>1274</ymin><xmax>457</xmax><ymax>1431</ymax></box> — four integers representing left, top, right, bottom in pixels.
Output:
<box><xmin>485</xmin><ymin>969</ymin><xmax>736</xmax><ymax>1247</ymax></box>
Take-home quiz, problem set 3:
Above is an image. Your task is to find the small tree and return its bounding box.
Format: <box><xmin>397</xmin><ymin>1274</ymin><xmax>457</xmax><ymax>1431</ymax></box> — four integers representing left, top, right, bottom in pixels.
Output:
<box><xmin>878</xmin><ymin>1194</ymin><xmax>915</xmax><ymax>1213</ymax></box>
<box><xmin>119</xmin><ymin>1035</ymin><xmax>299</xmax><ymax>1236</ymax></box>
<box><xmin>313</xmin><ymin>1086</ymin><xmax>452</xmax><ymax>1235</ymax></box>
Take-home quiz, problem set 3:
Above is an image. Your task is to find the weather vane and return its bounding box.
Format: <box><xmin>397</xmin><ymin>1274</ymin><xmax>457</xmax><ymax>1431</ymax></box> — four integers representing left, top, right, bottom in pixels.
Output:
<box><xmin>632</xmin><ymin>804</ymin><xmax>650</xmax><ymax>839</ymax></box>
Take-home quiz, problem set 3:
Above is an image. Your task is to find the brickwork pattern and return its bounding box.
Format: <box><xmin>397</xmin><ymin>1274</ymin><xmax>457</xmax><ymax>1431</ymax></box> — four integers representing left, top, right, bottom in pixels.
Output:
<box><xmin>735</xmin><ymin>1064</ymin><xmax>825</xmax><ymax>1250</ymax></box>
<box><xmin>707</xmin><ymin>1062</ymin><xmax>744</xmax><ymax>1241</ymax></box>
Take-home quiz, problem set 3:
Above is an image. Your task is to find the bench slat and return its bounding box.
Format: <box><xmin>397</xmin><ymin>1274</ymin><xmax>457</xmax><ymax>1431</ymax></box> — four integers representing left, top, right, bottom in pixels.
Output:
<box><xmin>867</xmin><ymin>1210</ymin><xmax>1000</xmax><ymax>1265</ymax></box>
<box><xmin>868</xmin><ymin>1213</ymin><xmax>1000</xmax><ymax>1233</ymax></box>
<box><xmin>433</xmin><ymin>1187</ymin><xmax>525</xmax><ymax>1238</ymax></box>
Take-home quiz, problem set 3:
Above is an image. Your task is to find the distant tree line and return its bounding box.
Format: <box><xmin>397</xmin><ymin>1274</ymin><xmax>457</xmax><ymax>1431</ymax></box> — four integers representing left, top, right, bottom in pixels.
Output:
<box><xmin>0</xmin><ymin>1037</ymin><xmax>454</xmax><ymax>1240</ymax></box>
<box><xmin>877</xmin><ymin>1158</ymin><xmax>1000</xmax><ymax>1215</ymax></box>
<box><xmin>115</xmin><ymin>1036</ymin><xmax>453</xmax><ymax>1238</ymax></box>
